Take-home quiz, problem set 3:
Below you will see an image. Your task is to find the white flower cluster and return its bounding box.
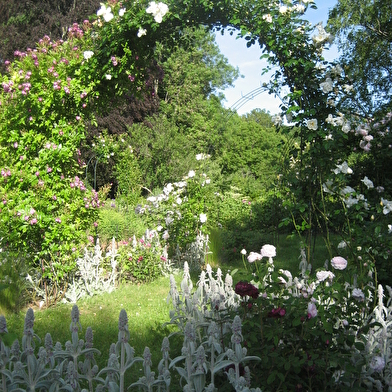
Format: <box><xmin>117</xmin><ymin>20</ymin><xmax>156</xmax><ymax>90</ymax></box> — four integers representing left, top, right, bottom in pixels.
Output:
<box><xmin>333</xmin><ymin>161</ymin><xmax>353</xmax><ymax>175</ymax></box>
<box><xmin>146</xmin><ymin>1</ymin><xmax>169</xmax><ymax>23</ymax></box>
<box><xmin>97</xmin><ymin>4</ymin><xmax>114</xmax><ymax>22</ymax></box>
<box><xmin>326</xmin><ymin>113</ymin><xmax>351</xmax><ymax>134</ymax></box>
<box><xmin>312</xmin><ymin>23</ymin><xmax>332</xmax><ymax>46</ymax></box>
<box><xmin>381</xmin><ymin>198</ymin><xmax>392</xmax><ymax>215</ymax></box>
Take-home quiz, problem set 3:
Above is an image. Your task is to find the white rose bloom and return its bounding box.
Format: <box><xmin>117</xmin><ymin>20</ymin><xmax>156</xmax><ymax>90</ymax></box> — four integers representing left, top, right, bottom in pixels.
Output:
<box><xmin>361</xmin><ymin>176</ymin><xmax>374</xmax><ymax>189</ymax></box>
<box><xmin>307</xmin><ymin>119</ymin><xmax>318</xmax><ymax>130</ymax></box>
<box><xmin>83</xmin><ymin>51</ymin><xmax>94</xmax><ymax>60</ymax></box>
<box><xmin>137</xmin><ymin>28</ymin><xmax>147</xmax><ymax>37</ymax></box>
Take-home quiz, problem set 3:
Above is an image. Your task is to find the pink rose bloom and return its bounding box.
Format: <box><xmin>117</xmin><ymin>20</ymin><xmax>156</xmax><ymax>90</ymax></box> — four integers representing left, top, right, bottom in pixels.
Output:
<box><xmin>247</xmin><ymin>252</ymin><xmax>263</xmax><ymax>263</ymax></box>
<box><xmin>261</xmin><ymin>244</ymin><xmax>276</xmax><ymax>258</ymax></box>
<box><xmin>331</xmin><ymin>256</ymin><xmax>348</xmax><ymax>270</ymax></box>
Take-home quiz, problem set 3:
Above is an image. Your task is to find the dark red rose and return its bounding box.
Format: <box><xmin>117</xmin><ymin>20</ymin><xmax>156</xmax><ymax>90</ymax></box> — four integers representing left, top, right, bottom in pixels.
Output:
<box><xmin>267</xmin><ymin>307</ymin><xmax>286</xmax><ymax>318</ymax></box>
<box><xmin>235</xmin><ymin>281</ymin><xmax>259</xmax><ymax>299</ymax></box>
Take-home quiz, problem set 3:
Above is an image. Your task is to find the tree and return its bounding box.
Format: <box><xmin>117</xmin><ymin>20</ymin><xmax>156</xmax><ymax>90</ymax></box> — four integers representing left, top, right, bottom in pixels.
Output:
<box><xmin>327</xmin><ymin>0</ymin><xmax>392</xmax><ymax>115</ymax></box>
<box><xmin>219</xmin><ymin>112</ymin><xmax>285</xmax><ymax>196</ymax></box>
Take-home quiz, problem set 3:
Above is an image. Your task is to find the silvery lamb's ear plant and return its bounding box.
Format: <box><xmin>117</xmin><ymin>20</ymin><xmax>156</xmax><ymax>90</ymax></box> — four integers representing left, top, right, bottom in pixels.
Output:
<box><xmin>157</xmin><ymin>337</ymin><xmax>171</xmax><ymax>391</ymax></box>
<box><xmin>13</xmin><ymin>308</ymin><xmax>61</xmax><ymax>391</ymax></box>
<box><xmin>212</xmin><ymin>316</ymin><xmax>261</xmax><ymax>392</ymax></box>
<box><xmin>0</xmin><ymin>315</ymin><xmax>10</xmax><ymax>391</ymax></box>
<box><xmin>76</xmin><ymin>238</ymin><xmax>116</xmax><ymax>298</ymax></box>
<box><xmin>354</xmin><ymin>284</ymin><xmax>392</xmax><ymax>390</ymax></box>
<box><xmin>98</xmin><ymin>309</ymin><xmax>143</xmax><ymax>392</ymax></box>
<box><xmin>129</xmin><ymin>346</ymin><xmax>168</xmax><ymax>391</ymax></box>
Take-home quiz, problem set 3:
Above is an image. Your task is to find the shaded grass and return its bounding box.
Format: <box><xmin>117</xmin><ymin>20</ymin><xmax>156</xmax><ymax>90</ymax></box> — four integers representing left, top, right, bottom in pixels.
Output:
<box><xmin>208</xmin><ymin>229</ymin><xmax>337</xmax><ymax>278</ymax></box>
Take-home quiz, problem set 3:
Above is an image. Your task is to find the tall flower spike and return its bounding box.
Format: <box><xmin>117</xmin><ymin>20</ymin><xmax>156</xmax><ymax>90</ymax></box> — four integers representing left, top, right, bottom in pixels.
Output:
<box><xmin>10</xmin><ymin>339</ymin><xmax>21</xmax><ymax>361</ymax></box>
<box><xmin>231</xmin><ymin>315</ymin><xmax>243</xmax><ymax>345</ymax></box>
<box><xmin>24</xmin><ymin>308</ymin><xmax>34</xmax><ymax>335</ymax></box>
<box><xmin>118</xmin><ymin>309</ymin><xmax>130</xmax><ymax>343</ymax></box>
<box><xmin>85</xmin><ymin>327</ymin><xmax>93</xmax><ymax>349</ymax></box>
<box><xmin>70</xmin><ymin>305</ymin><xmax>81</xmax><ymax>330</ymax></box>
<box><xmin>143</xmin><ymin>347</ymin><xmax>152</xmax><ymax>368</ymax></box>
<box><xmin>0</xmin><ymin>315</ymin><xmax>7</xmax><ymax>334</ymax></box>
<box><xmin>70</xmin><ymin>305</ymin><xmax>81</xmax><ymax>346</ymax></box>
<box><xmin>161</xmin><ymin>337</ymin><xmax>170</xmax><ymax>361</ymax></box>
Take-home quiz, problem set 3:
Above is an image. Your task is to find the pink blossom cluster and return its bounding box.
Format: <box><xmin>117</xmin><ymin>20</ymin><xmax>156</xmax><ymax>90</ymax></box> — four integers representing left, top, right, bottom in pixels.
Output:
<box><xmin>13</xmin><ymin>50</ymin><xmax>28</xmax><ymax>58</ymax></box>
<box><xmin>70</xmin><ymin>176</ymin><xmax>87</xmax><ymax>191</ymax></box>
<box><xmin>1</xmin><ymin>168</ymin><xmax>11</xmax><ymax>178</ymax></box>
<box><xmin>68</xmin><ymin>23</ymin><xmax>85</xmax><ymax>39</ymax></box>
<box><xmin>18</xmin><ymin>82</ymin><xmax>31</xmax><ymax>96</ymax></box>
<box><xmin>2</xmin><ymin>80</ymin><xmax>14</xmax><ymax>94</ymax></box>
<box><xmin>83</xmin><ymin>189</ymin><xmax>102</xmax><ymax>209</ymax></box>
<box><xmin>23</xmin><ymin>207</ymin><xmax>38</xmax><ymax>225</ymax></box>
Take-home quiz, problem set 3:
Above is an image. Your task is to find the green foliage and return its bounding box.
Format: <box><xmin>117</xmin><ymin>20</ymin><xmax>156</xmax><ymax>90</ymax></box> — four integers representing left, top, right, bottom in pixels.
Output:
<box><xmin>327</xmin><ymin>0</ymin><xmax>392</xmax><ymax>114</ymax></box>
<box><xmin>97</xmin><ymin>204</ymin><xmax>146</xmax><ymax>245</ymax></box>
<box><xmin>127</xmin><ymin>116</ymin><xmax>194</xmax><ymax>191</ymax></box>
<box><xmin>115</xmin><ymin>146</ymin><xmax>143</xmax><ymax>206</ymax></box>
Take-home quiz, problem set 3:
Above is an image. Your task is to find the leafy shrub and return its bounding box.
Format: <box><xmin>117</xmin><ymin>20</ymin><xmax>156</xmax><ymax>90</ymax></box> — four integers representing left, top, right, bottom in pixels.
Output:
<box><xmin>117</xmin><ymin>231</ymin><xmax>168</xmax><ymax>283</ymax></box>
<box><xmin>139</xmin><ymin>166</ymin><xmax>213</xmax><ymax>259</ymax></box>
<box><xmin>0</xmin><ymin>251</ymin><xmax>30</xmax><ymax>313</ymax></box>
<box><xmin>0</xmin><ymin>26</ymin><xmax>103</xmax><ymax>278</ymax></box>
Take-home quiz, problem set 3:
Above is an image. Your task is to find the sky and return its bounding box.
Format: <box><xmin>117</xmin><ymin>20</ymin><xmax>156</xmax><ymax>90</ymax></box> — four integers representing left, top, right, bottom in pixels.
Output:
<box><xmin>215</xmin><ymin>0</ymin><xmax>339</xmax><ymax>115</ymax></box>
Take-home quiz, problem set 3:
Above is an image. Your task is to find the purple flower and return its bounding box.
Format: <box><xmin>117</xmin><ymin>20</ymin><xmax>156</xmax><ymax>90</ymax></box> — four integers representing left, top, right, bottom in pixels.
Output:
<box><xmin>30</xmin><ymin>218</ymin><xmax>38</xmax><ymax>225</ymax></box>
<box><xmin>47</xmin><ymin>167</ymin><xmax>52</xmax><ymax>173</ymax></box>
<box><xmin>13</xmin><ymin>142</ymin><xmax>18</xmax><ymax>148</ymax></box>
<box><xmin>55</xmin><ymin>217</ymin><xmax>61</xmax><ymax>223</ymax></box>
<box><xmin>307</xmin><ymin>302</ymin><xmax>317</xmax><ymax>318</ymax></box>
<box><xmin>35</xmin><ymin>171</ymin><xmax>40</xmax><ymax>177</ymax></box>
